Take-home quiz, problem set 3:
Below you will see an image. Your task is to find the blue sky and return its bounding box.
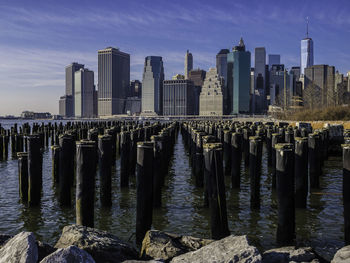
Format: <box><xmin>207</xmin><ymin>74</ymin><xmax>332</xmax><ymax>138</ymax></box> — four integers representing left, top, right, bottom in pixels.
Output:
<box><xmin>0</xmin><ymin>0</ymin><xmax>349</xmax><ymax>115</ymax></box>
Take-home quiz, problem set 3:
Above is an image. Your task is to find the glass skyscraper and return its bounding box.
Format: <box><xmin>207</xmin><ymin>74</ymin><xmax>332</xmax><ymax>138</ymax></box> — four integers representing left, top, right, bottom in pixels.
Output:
<box><xmin>227</xmin><ymin>38</ymin><xmax>251</xmax><ymax>114</ymax></box>
<box><xmin>301</xmin><ymin>38</ymin><xmax>314</xmax><ymax>75</ymax></box>
<box><xmin>142</xmin><ymin>56</ymin><xmax>164</xmax><ymax>115</ymax></box>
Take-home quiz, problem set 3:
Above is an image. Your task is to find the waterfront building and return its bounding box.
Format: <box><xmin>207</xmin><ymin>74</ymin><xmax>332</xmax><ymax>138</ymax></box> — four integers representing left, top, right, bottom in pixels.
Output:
<box><xmin>163</xmin><ymin>79</ymin><xmax>195</xmax><ymax>116</ymax></box>
<box><xmin>184</xmin><ymin>50</ymin><xmax>193</xmax><ymax>79</ymax></box>
<box><xmin>65</xmin><ymin>62</ymin><xmax>84</xmax><ymax>117</ymax></box>
<box><xmin>130</xmin><ymin>80</ymin><xmax>142</xmax><ymax>98</ymax></box>
<box><xmin>142</xmin><ymin>56</ymin><xmax>164</xmax><ymax>115</ymax></box>
<box><xmin>189</xmin><ymin>69</ymin><xmax>206</xmax><ymax>115</ymax></box>
<box><xmin>304</xmin><ymin>65</ymin><xmax>335</xmax><ymax>107</ymax></box>
<box><xmin>227</xmin><ymin>38</ymin><xmax>251</xmax><ymax>114</ymax></box>
<box><xmin>98</xmin><ymin>47</ymin><xmax>130</xmax><ymax>116</ymax></box>
<box><xmin>59</xmin><ymin>95</ymin><xmax>73</xmax><ymax>117</ymax></box>
<box><xmin>254</xmin><ymin>47</ymin><xmax>267</xmax><ymax>113</ymax></box>
<box><xmin>301</xmin><ymin>19</ymin><xmax>314</xmax><ymax>75</ymax></box>
<box><xmin>268</xmin><ymin>54</ymin><xmax>280</xmax><ymax>70</ymax></box>
<box><xmin>199</xmin><ymin>68</ymin><xmax>223</xmax><ymax>116</ymax></box>
<box><xmin>74</xmin><ymin>68</ymin><xmax>95</xmax><ymax>118</ymax></box>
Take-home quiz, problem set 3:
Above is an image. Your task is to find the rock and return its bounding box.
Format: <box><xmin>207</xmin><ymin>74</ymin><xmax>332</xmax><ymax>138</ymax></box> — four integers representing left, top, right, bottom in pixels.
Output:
<box><xmin>55</xmin><ymin>225</ymin><xmax>138</xmax><ymax>263</ymax></box>
<box><xmin>170</xmin><ymin>235</ymin><xmax>261</xmax><ymax>263</ymax></box>
<box><xmin>37</xmin><ymin>241</ymin><xmax>57</xmax><ymax>262</ymax></box>
<box><xmin>123</xmin><ymin>260</ymin><xmax>164</xmax><ymax>263</ymax></box>
<box><xmin>40</xmin><ymin>245</ymin><xmax>95</xmax><ymax>263</ymax></box>
<box><xmin>331</xmin><ymin>245</ymin><xmax>350</xmax><ymax>263</ymax></box>
<box><xmin>141</xmin><ymin>230</ymin><xmax>213</xmax><ymax>261</ymax></box>
<box><xmin>0</xmin><ymin>232</ymin><xmax>38</xmax><ymax>263</ymax></box>
<box><xmin>262</xmin><ymin>246</ymin><xmax>318</xmax><ymax>263</ymax></box>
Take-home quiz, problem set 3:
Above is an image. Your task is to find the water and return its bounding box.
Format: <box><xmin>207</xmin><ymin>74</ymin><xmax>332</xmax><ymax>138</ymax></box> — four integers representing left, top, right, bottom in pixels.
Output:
<box><xmin>0</xmin><ymin>119</ymin><xmax>345</xmax><ymax>260</ymax></box>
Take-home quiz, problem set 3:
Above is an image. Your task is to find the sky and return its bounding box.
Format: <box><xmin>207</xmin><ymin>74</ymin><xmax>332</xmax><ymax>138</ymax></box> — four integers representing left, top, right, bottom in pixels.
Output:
<box><xmin>0</xmin><ymin>0</ymin><xmax>349</xmax><ymax>115</ymax></box>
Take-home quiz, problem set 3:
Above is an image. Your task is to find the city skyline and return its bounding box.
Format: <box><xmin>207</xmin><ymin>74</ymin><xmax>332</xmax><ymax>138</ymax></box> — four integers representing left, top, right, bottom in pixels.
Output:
<box><xmin>0</xmin><ymin>0</ymin><xmax>349</xmax><ymax>115</ymax></box>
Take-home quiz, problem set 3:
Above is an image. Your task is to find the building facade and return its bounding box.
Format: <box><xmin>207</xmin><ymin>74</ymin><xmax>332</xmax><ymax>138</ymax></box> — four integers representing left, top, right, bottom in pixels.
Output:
<box><xmin>142</xmin><ymin>56</ymin><xmax>164</xmax><ymax>115</ymax></box>
<box><xmin>184</xmin><ymin>50</ymin><xmax>193</xmax><ymax>79</ymax></box>
<box><xmin>74</xmin><ymin>68</ymin><xmax>95</xmax><ymax>118</ymax></box>
<box><xmin>59</xmin><ymin>95</ymin><xmax>73</xmax><ymax>117</ymax></box>
<box><xmin>254</xmin><ymin>47</ymin><xmax>267</xmax><ymax>113</ymax></box>
<box><xmin>189</xmin><ymin>69</ymin><xmax>206</xmax><ymax>115</ymax></box>
<box><xmin>301</xmin><ymin>38</ymin><xmax>314</xmax><ymax>75</ymax></box>
<box><xmin>98</xmin><ymin>47</ymin><xmax>130</xmax><ymax>116</ymax></box>
<box><xmin>64</xmin><ymin>62</ymin><xmax>84</xmax><ymax>117</ymax></box>
<box><xmin>130</xmin><ymin>80</ymin><xmax>142</xmax><ymax>98</ymax></box>
<box><xmin>199</xmin><ymin>68</ymin><xmax>223</xmax><ymax>115</ymax></box>
<box><xmin>163</xmin><ymin>79</ymin><xmax>195</xmax><ymax>116</ymax></box>
<box><xmin>227</xmin><ymin>38</ymin><xmax>251</xmax><ymax>114</ymax></box>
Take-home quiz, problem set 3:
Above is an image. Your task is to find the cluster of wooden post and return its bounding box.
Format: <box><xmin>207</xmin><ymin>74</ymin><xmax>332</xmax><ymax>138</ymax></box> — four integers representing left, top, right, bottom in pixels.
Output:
<box><xmin>181</xmin><ymin>120</ymin><xmax>333</xmax><ymax>244</ymax></box>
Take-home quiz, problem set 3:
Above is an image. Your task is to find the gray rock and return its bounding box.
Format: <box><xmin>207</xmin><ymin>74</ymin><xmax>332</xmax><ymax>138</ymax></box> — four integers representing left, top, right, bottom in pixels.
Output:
<box><xmin>262</xmin><ymin>246</ymin><xmax>318</xmax><ymax>263</ymax></box>
<box><xmin>0</xmin><ymin>234</ymin><xmax>12</xmax><ymax>248</ymax></box>
<box><xmin>0</xmin><ymin>232</ymin><xmax>38</xmax><ymax>263</ymax></box>
<box><xmin>55</xmin><ymin>225</ymin><xmax>138</xmax><ymax>263</ymax></box>
<box><xmin>331</xmin><ymin>245</ymin><xmax>350</xmax><ymax>263</ymax></box>
<box><xmin>170</xmin><ymin>235</ymin><xmax>261</xmax><ymax>263</ymax></box>
<box><xmin>123</xmin><ymin>260</ymin><xmax>164</xmax><ymax>263</ymax></box>
<box><xmin>40</xmin><ymin>245</ymin><xmax>95</xmax><ymax>263</ymax></box>
<box><xmin>141</xmin><ymin>230</ymin><xmax>213</xmax><ymax>261</ymax></box>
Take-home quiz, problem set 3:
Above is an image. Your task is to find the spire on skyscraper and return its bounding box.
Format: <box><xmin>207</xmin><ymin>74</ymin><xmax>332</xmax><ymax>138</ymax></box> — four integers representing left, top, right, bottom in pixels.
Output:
<box><xmin>239</xmin><ymin>37</ymin><xmax>245</xmax><ymax>48</ymax></box>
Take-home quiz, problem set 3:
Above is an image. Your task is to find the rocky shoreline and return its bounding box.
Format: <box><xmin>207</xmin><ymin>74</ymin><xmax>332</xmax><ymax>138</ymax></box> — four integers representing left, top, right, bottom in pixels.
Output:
<box><xmin>0</xmin><ymin>225</ymin><xmax>347</xmax><ymax>263</ymax></box>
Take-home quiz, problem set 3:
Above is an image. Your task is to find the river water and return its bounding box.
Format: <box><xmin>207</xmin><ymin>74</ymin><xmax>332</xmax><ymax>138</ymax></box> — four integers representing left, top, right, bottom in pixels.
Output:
<box><xmin>0</xmin><ymin>119</ymin><xmax>345</xmax><ymax>260</ymax></box>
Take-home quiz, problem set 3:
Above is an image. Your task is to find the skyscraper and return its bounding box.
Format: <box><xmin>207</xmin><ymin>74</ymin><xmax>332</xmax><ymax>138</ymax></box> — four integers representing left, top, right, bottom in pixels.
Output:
<box><xmin>98</xmin><ymin>47</ymin><xmax>130</xmax><ymax>116</ymax></box>
<box><xmin>189</xmin><ymin>69</ymin><xmax>206</xmax><ymax>115</ymax></box>
<box><xmin>163</xmin><ymin>79</ymin><xmax>195</xmax><ymax>116</ymax></box>
<box><xmin>130</xmin><ymin>80</ymin><xmax>142</xmax><ymax>98</ymax></box>
<box><xmin>65</xmin><ymin>62</ymin><xmax>84</xmax><ymax>117</ymax></box>
<box><xmin>216</xmin><ymin>49</ymin><xmax>230</xmax><ymax>85</ymax></box>
<box><xmin>74</xmin><ymin>68</ymin><xmax>95</xmax><ymax>118</ymax></box>
<box><xmin>254</xmin><ymin>47</ymin><xmax>267</xmax><ymax>113</ymax></box>
<box><xmin>184</xmin><ymin>50</ymin><xmax>193</xmax><ymax>79</ymax></box>
<box><xmin>199</xmin><ymin>68</ymin><xmax>223</xmax><ymax>115</ymax></box>
<box><xmin>227</xmin><ymin>38</ymin><xmax>251</xmax><ymax>114</ymax></box>
<box><xmin>142</xmin><ymin>56</ymin><xmax>164</xmax><ymax>115</ymax></box>
<box><xmin>268</xmin><ymin>54</ymin><xmax>280</xmax><ymax>70</ymax></box>
<box><xmin>301</xmin><ymin>18</ymin><xmax>314</xmax><ymax>75</ymax></box>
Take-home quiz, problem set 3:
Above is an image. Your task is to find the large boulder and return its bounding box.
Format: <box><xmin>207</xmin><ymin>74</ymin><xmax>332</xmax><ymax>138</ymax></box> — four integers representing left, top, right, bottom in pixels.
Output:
<box><xmin>0</xmin><ymin>233</ymin><xmax>12</xmax><ymax>248</ymax></box>
<box><xmin>123</xmin><ymin>261</ymin><xmax>164</xmax><ymax>263</ymax></box>
<box><xmin>141</xmin><ymin>230</ymin><xmax>213</xmax><ymax>261</ymax></box>
<box><xmin>262</xmin><ymin>246</ymin><xmax>319</xmax><ymax>263</ymax></box>
<box><xmin>170</xmin><ymin>235</ymin><xmax>261</xmax><ymax>263</ymax></box>
<box><xmin>40</xmin><ymin>245</ymin><xmax>95</xmax><ymax>263</ymax></box>
<box><xmin>55</xmin><ymin>225</ymin><xmax>138</xmax><ymax>263</ymax></box>
<box><xmin>0</xmin><ymin>232</ymin><xmax>38</xmax><ymax>263</ymax></box>
<box><xmin>37</xmin><ymin>241</ymin><xmax>57</xmax><ymax>262</ymax></box>
<box><xmin>331</xmin><ymin>245</ymin><xmax>350</xmax><ymax>263</ymax></box>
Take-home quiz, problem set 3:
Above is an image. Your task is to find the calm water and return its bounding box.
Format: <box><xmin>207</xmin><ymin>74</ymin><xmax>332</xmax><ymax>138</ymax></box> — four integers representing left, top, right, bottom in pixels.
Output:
<box><xmin>0</xmin><ymin>119</ymin><xmax>345</xmax><ymax>260</ymax></box>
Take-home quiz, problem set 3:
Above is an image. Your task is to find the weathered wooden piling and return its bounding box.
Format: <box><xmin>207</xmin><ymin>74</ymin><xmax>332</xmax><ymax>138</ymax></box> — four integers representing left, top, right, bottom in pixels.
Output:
<box><xmin>271</xmin><ymin>133</ymin><xmax>282</xmax><ymax>189</ymax></box>
<box><xmin>76</xmin><ymin>140</ymin><xmax>97</xmax><ymax>228</ymax></box>
<box><xmin>276</xmin><ymin>143</ymin><xmax>295</xmax><ymax>245</ymax></box>
<box><xmin>243</xmin><ymin>128</ymin><xmax>251</xmax><ymax>167</ymax></box>
<box><xmin>223</xmin><ymin>130</ymin><xmax>232</xmax><ymax>176</ymax></box>
<box><xmin>194</xmin><ymin>132</ymin><xmax>205</xmax><ymax>187</ymax></box>
<box><xmin>58</xmin><ymin>134</ymin><xmax>74</xmax><ymax>206</ymax></box>
<box><xmin>231</xmin><ymin>132</ymin><xmax>242</xmax><ymax>188</ymax></box>
<box><xmin>0</xmin><ymin>135</ymin><xmax>3</xmax><ymax>161</ymax></box>
<box><xmin>151</xmin><ymin>135</ymin><xmax>163</xmax><ymax>207</ymax></box>
<box><xmin>295</xmin><ymin>137</ymin><xmax>308</xmax><ymax>208</ymax></box>
<box><xmin>98</xmin><ymin>135</ymin><xmax>112</xmax><ymax>207</ymax></box>
<box><xmin>249</xmin><ymin>136</ymin><xmax>263</xmax><ymax>209</ymax></box>
<box><xmin>51</xmin><ymin>145</ymin><xmax>60</xmax><ymax>184</ymax></box>
<box><xmin>27</xmin><ymin>135</ymin><xmax>42</xmax><ymax>206</ymax></box>
<box><xmin>17</xmin><ymin>152</ymin><xmax>28</xmax><ymax>203</ymax></box>
<box><xmin>343</xmin><ymin>144</ymin><xmax>350</xmax><ymax>244</ymax></box>
<box><xmin>136</xmin><ymin>142</ymin><xmax>154</xmax><ymax>244</ymax></box>
<box><xmin>308</xmin><ymin>133</ymin><xmax>321</xmax><ymax>188</ymax></box>
<box><xmin>120</xmin><ymin>131</ymin><xmax>130</xmax><ymax>188</ymax></box>
<box><xmin>203</xmin><ymin>143</ymin><xmax>230</xmax><ymax>240</ymax></box>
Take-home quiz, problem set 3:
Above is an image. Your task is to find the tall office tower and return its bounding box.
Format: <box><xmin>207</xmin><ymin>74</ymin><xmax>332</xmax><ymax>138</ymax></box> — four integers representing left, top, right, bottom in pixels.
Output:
<box><xmin>227</xmin><ymin>38</ymin><xmax>251</xmax><ymax>114</ymax></box>
<box><xmin>184</xmin><ymin>50</ymin><xmax>193</xmax><ymax>79</ymax></box>
<box><xmin>93</xmin><ymin>89</ymin><xmax>98</xmax><ymax>117</ymax></box>
<box><xmin>268</xmin><ymin>54</ymin><xmax>280</xmax><ymax>70</ymax></box>
<box><xmin>189</xmin><ymin>69</ymin><xmax>206</xmax><ymax>115</ymax></box>
<box><xmin>254</xmin><ymin>47</ymin><xmax>267</xmax><ymax>113</ymax></box>
<box><xmin>130</xmin><ymin>80</ymin><xmax>142</xmax><ymax>98</ymax></box>
<box><xmin>65</xmin><ymin>62</ymin><xmax>84</xmax><ymax>117</ymax></box>
<box><xmin>304</xmin><ymin>65</ymin><xmax>335</xmax><ymax>107</ymax></box>
<box><xmin>216</xmin><ymin>49</ymin><xmax>230</xmax><ymax>114</ymax></box>
<box><xmin>199</xmin><ymin>68</ymin><xmax>223</xmax><ymax>115</ymax></box>
<box><xmin>334</xmin><ymin>71</ymin><xmax>345</xmax><ymax>105</ymax></box>
<box><xmin>301</xmin><ymin>18</ymin><xmax>314</xmax><ymax>75</ymax></box>
<box><xmin>59</xmin><ymin>95</ymin><xmax>73</xmax><ymax>117</ymax></box>
<box><xmin>74</xmin><ymin>68</ymin><xmax>95</xmax><ymax>118</ymax></box>
<box><xmin>269</xmin><ymin>65</ymin><xmax>293</xmax><ymax>107</ymax></box>
<box><xmin>142</xmin><ymin>56</ymin><xmax>164</xmax><ymax>115</ymax></box>
<box><xmin>98</xmin><ymin>47</ymin><xmax>130</xmax><ymax>116</ymax></box>
<box><xmin>163</xmin><ymin>79</ymin><xmax>195</xmax><ymax>116</ymax></box>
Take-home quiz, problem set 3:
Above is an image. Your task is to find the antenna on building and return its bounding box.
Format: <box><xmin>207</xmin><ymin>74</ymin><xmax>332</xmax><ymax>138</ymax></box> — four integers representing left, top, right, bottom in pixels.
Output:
<box><xmin>306</xmin><ymin>17</ymin><xmax>309</xmax><ymax>38</ymax></box>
